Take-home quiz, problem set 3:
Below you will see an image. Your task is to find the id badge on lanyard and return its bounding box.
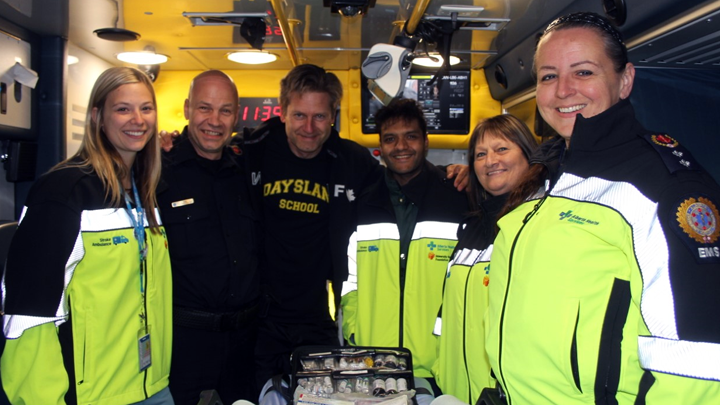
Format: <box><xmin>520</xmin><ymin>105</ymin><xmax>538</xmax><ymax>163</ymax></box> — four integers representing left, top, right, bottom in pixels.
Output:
<box><xmin>124</xmin><ymin>172</ymin><xmax>152</xmax><ymax>372</ymax></box>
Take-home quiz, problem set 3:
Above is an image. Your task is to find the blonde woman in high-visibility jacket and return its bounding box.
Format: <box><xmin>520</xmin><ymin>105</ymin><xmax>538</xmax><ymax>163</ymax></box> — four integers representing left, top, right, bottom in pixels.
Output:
<box><xmin>1</xmin><ymin>67</ymin><xmax>173</xmax><ymax>405</ymax></box>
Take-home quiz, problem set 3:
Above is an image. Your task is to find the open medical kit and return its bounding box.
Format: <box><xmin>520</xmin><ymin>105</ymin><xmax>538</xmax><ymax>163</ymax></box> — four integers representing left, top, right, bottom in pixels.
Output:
<box><xmin>289</xmin><ymin>346</ymin><xmax>418</xmax><ymax>405</ymax></box>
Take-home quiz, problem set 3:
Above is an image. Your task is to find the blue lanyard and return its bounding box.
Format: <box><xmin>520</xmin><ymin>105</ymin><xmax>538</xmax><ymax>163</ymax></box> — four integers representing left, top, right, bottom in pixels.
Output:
<box><xmin>123</xmin><ymin>172</ymin><xmax>147</xmax><ymax>293</ymax></box>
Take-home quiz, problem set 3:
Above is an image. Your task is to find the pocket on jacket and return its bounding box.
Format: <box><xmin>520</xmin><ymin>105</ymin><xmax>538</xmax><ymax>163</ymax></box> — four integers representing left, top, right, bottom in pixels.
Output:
<box><xmin>159</xmin><ymin>200</ymin><xmax>210</xmax><ymax>257</ymax></box>
<box><xmin>72</xmin><ymin>305</ymin><xmax>92</xmax><ymax>388</ymax></box>
<box><xmin>558</xmin><ymin>298</ymin><xmax>583</xmax><ymax>394</ymax></box>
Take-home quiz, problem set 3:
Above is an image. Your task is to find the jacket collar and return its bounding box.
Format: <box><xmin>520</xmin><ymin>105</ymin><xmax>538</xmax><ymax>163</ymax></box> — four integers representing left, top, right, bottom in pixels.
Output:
<box><xmin>366</xmin><ymin>160</ymin><xmax>441</xmax><ymax>209</ymax></box>
<box><xmin>529</xmin><ymin>98</ymin><xmax>642</xmax><ymax>178</ymax></box>
<box><xmin>571</xmin><ymin>98</ymin><xmax>643</xmax><ymax>152</ymax></box>
<box><xmin>479</xmin><ymin>192</ymin><xmax>508</xmax><ymax>218</ymax></box>
<box><xmin>398</xmin><ymin>160</ymin><xmax>439</xmax><ymax>205</ymax></box>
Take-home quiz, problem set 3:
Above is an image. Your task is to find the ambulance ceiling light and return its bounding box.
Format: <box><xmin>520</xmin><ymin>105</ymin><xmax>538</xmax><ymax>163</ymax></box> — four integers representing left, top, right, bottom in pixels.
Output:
<box><xmin>412</xmin><ymin>54</ymin><xmax>461</xmax><ymax>67</ymax></box>
<box><xmin>227</xmin><ymin>51</ymin><xmax>278</xmax><ymax>65</ymax></box>
<box><xmin>117</xmin><ymin>46</ymin><xmax>168</xmax><ymax>65</ymax></box>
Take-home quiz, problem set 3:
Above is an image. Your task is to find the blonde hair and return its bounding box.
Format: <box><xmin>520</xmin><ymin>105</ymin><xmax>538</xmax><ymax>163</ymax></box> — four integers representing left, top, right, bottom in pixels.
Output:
<box><xmin>54</xmin><ymin>67</ymin><xmax>162</xmax><ymax>231</ymax></box>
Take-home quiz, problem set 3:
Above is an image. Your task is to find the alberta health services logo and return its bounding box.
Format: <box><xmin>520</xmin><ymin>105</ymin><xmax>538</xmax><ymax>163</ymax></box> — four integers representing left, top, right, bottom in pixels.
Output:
<box><xmin>558</xmin><ymin>210</ymin><xmax>600</xmax><ymax>225</ymax></box>
<box><xmin>426</xmin><ymin>241</ymin><xmax>453</xmax><ymax>261</ymax></box>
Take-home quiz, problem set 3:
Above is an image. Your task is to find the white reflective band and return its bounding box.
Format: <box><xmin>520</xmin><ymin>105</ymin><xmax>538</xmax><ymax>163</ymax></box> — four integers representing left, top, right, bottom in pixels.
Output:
<box><xmin>357</xmin><ymin>223</ymin><xmax>399</xmax><ymax>242</ymax></box>
<box><xmin>639</xmin><ymin>336</ymin><xmax>720</xmax><ymax>381</ymax></box>
<box><xmin>433</xmin><ymin>317</ymin><xmax>442</xmax><ymax>336</ymax></box>
<box><xmin>412</xmin><ymin>221</ymin><xmax>459</xmax><ymax>241</ymax></box>
<box><xmin>553</xmin><ymin>173</ymin><xmax>677</xmax><ymax>340</ymax></box>
<box><xmin>343</xmin><ymin>231</ymin><xmax>359</xmax><ymax>296</ymax></box>
<box><xmin>356</xmin><ymin>221</ymin><xmax>458</xmax><ymax>242</ymax></box>
<box><xmin>3</xmin><ymin>314</ymin><xmax>66</xmax><ymax>339</ymax></box>
<box><xmin>82</xmin><ymin>208</ymin><xmax>134</xmax><ymax>231</ymax></box>
<box><xmin>81</xmin><ymin>207</ymin><xmax>162</xmax><ymax>231</ymax></box>
<box><xmin>18</xmin><ymin>206</ymin><xmax>28</xmax><ymax>223</ymax></box>
<box><xmin>451</xmin><ymin>245</ymin><xmax>494</xmax><ymax>267</ymax></box>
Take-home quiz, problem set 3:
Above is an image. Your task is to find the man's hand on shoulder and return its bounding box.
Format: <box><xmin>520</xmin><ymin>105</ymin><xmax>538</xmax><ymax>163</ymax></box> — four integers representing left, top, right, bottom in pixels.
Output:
<box><xmin>159</xmin><ymin>130</ymin><xmax>180</xmax><ymax>152</ymax></box>
<box><xmin>446</xmin><ymin>164</ymin><xmax>470</xmax><ymax>192</ymax></box>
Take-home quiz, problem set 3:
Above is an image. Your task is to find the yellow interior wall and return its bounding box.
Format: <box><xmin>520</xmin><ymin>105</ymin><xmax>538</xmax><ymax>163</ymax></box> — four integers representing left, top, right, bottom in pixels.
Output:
<box><xmin>505</xmin><ymin>97</ymin><xmax>543</xmax><ymax>144</ymax></box>
<box><xmin>153</xmin><ymin>69</ymin><xmax>500</xmax><ymax>149</ymax></box>
<box><xmin>154</xmin><ymin>69</ymin><xmax>351</xmax><ymax>136</ymax></box>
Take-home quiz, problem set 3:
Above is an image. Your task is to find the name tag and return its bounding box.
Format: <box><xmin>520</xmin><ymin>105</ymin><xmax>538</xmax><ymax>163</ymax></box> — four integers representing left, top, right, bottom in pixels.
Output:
<box><xmin>138</xmin><ymin>332</ymin><xmax>151</xmax><ymax>372</ymax></box>
<box><xmin>171</xmin><ymin>198</ymin><xmax>194</xmax><ymax>208</ymax></box>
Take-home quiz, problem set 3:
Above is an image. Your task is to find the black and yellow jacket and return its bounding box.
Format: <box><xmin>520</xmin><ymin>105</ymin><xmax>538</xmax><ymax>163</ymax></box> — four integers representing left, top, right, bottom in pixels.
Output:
<box><xmin>2</xmin><ymin>165</ymin><xmax>172</xmax><ymax>405</ymax></box>
<box><xmin>434</xmin><ymin>194</ymin><xmax>506</xmax><ymax>403</ymax></box>
<box><xmin>342</xmin><ymin>162</ymin><xmax>467</xmax><ymax>378</ymax></box>
<box><xmin>487</xmin><ymin>99</ymin><xmax>720</xmax><ymax>404</ymax></box>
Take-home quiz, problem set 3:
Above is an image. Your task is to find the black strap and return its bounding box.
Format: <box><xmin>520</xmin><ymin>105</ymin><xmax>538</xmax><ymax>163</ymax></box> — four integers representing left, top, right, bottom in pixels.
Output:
<box><xmin>268</xmin><ymin>374</ymin><xmax>292</xmax><ymax>403</ymax></box>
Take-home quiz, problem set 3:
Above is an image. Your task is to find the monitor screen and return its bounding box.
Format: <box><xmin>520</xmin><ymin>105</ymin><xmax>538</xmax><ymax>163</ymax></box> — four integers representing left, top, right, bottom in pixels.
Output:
<box><xmin>361</xmin><ymin>71</ymin><xmax>471</xmax><ymax>135</ymax></box>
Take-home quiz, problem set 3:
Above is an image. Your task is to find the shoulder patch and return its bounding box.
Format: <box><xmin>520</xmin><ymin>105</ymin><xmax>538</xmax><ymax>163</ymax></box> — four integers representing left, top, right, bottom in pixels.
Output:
<box><xmin>642</xmin><ymin>134</ymin><xmax>698</xmax><ymax>174</ymax></box>
<box><xmin>672</xmin><ymin>195</ymin><xmax>720</xmax><ymax>263</ymax></box>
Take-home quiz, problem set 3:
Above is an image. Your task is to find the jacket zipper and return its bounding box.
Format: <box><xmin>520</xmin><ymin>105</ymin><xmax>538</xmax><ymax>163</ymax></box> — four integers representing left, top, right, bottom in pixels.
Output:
<box><xmin>398</xmin><ymin>248</ymin><xmax>406</xmax><ymax>348</ymax></box>
<box><xmin>462</xmin><ymin>268</ymin><xmax>472</xmax><ymax>402</ymax></box>
<box><xmin>497</xmin><ymin>195</ymin><xmax>547</xmax><ymax>404</ymax></box>
<box><xmin>142</xmin><ymin>249</ymin><xmax>150</xmax><ymax>399</ymax></box>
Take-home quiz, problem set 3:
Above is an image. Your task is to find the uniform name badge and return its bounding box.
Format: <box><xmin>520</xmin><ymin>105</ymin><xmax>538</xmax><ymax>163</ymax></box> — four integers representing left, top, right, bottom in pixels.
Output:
<box><xmin>138</xmin><ymin>328</ymin><xmax>152</xmax><ymax>372</ymax></box>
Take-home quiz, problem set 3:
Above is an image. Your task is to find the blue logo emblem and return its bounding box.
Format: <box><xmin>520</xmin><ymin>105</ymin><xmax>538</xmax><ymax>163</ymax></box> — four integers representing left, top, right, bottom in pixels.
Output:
<box><xmin>427</xmin><ymin>241</ymin><xmax>437</xmax><ymax>250</ymax></box>
<box><xmin>559</xmin><ymin>210</ymin><xmax>573</xmax><ymax>220</ymax></box>
<box><xmin>368</xmin><ymin>245</ymin><xmax>379</xmax><ymax>252</ymax></box>
<box><xmin>113</xmin><ymin>235</ymin><xmax>129</xmax><ymax>245</ymax></box>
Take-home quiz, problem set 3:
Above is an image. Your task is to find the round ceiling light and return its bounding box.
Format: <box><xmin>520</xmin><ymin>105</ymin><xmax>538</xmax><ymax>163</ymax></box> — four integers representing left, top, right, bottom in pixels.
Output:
<box><xmin>116</xmin><ymin>51</ymin><xmax>169</xmax><ymax>65</ymax></box>
<box><xmin>227</xmin><ymin>51</ymin><xmax>278</xmax><ymax>65</ymax></box>
<box><xmin>412</xmin><ymin>54</ymin><xmax>461</xmax><ymax>67</ymax></box>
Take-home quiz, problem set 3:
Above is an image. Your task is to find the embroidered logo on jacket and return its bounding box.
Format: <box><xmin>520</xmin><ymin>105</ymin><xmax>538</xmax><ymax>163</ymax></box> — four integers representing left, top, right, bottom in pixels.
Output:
<box><xmin>425</xmin><ymin>241</ymin><xmax>454</xmax><ymax>262</ymax></box>
<box><xmin>93</xmin><ymin>236</ymin><xmax>126</xmax><ymax>247</ymax></box>
<box><xmin>673</xmin><ymin>195</ymin><xmax>720</xmax><ymax>263</ymax></box>
<box><xmin>112</xmin><ymin>235</ymin><xmax>129</xmax><ymax>245</ymax></box>
<box><xmin>558</xmin><ymin>210</ymin><xmax>600</xmax><ymax>225</ymax></box>
<box><xmin>651</xmin><ymin>134</ymin><xmax>679</xmax><ymax>148</ymax></box>
<box><xmin>677</xmin><ymin>197</ymin><xmax>719</xmax><ymax>244</ymax></box>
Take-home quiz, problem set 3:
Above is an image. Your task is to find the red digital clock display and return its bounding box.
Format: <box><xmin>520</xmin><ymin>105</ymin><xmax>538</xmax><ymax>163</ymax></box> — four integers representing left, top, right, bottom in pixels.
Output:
<box><xmin>235</xmin><ymin>97</ymin><xmax>341</xmax><ymax>133</ymax></box>
<box><xmin>242</xmin><ymin>104</ymin><xmax>282</xmax><ymax>122</ymax></box>
<box><xmin>237</xmin><ymin>97</ymin><xmax>282</xmax><ymax>131</ymax></box>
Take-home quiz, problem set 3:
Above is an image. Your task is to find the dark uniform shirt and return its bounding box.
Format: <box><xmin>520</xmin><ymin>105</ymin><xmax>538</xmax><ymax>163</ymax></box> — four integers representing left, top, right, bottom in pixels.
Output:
<box><xmin>158</xmin><ymin>128</ymin><xmax>259</xmax><ymax>312</ymax></box>
<box><xmin>386</xmin><ymin>168</ymin><xmax>419</xmax><ymax>276</ymax></box>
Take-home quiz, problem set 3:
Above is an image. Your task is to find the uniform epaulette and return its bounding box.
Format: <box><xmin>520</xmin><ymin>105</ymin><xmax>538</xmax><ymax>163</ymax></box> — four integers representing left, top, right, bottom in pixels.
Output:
<box><xmin>229</xmin><ymin>144</ymin><xmax>243</xmax><ymax>156</ymax></box>
<box><xmin>642</xmin><ymin>133</ymin><xmax>699</xmax><ymax>174</ymax></box>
